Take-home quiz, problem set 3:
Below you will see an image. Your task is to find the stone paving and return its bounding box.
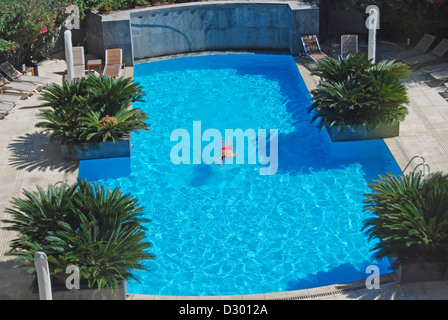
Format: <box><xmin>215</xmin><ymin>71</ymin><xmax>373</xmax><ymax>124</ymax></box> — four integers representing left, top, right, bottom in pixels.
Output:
<box><xmin>1</xmin><ymin>50</ymin><xmax>448</xmax><ymax>299</ymax></box>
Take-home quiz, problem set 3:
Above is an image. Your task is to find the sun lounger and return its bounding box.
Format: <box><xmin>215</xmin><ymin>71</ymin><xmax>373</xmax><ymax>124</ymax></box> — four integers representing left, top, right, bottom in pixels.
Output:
<box><xmin>420</xmin><ymin>63</ymin><xmax>448</xmax><ymax>73</ymax></box>
<box><xmin>0</xmin><ymin>62</ymin><xmax>51</xmax><ymax>86</ymax></box>
<box><xmin>403</xmin><ymin>38</ymin><xmax>448</xmax><ymax>69</ymax></box>
<box><xmin>341</xmin><ymin>35</ymin><xmax>358</xmax><ymax>58</ymax></box>
<box><xmin>390</xmin><ymin>34</ymin><xmax>436</xmax><ymax>61</ymax></box>
<box><xmin>103</xmin><ymin>48</ymin><xmax>123</xmax><ymax>78</ymax></box>
<box><xmin>0</xmin><ymin>90</ymin><xmax>22</xmax><ymax>105</ymax></box>
<box><xmin>300</xmin><ymin>35</ymin><xmax>329</xmax><ymax>63</ymax></box>
<box><xmin>428</xmin><ymin>68</ymin><xmax>448</xmax><ymax>85</ymax></box>
<box><xmin>0</xmin><ymin>74</ymin><xmax>40</xmax><ymax>98</ymax></box>
<box><xmin>0</xmin><ymin>102</ymin><xmax>17</xmax><ymax>119</ymax></box>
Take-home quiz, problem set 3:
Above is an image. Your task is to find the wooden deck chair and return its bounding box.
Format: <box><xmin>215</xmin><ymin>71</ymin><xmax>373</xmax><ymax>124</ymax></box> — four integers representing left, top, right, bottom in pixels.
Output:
<box><xmin>103</xmin><ymin>48</ymin><xmax>123</xmax><ymax>78</ymax></box>
<box><xmin>0</xmin><ymin>62</ymin><xmax>51</xmax><ymax>86</ymax></box>
<box><xmin>300</xmin><ymin>35</ymin><xmax>328</xmax><ymax>63</ymax></box>
<box><xmin>341</xmin><ymin>35</ymin><xmax>358</xmax><ymax>58</ymax></box>
<box><xmin>403</xmin><ymin>38</ymin><xmax>448</xmax><ymax>69</ymax></box>
<box><xmin>391</xmin><ymin>34</ymin><xmax>436</xmax><ymax>61</ymax></box>
<box><xmin>72</xmin><ymin>46</ymin><xmax>86</xmax><ymax>79</ymax></box>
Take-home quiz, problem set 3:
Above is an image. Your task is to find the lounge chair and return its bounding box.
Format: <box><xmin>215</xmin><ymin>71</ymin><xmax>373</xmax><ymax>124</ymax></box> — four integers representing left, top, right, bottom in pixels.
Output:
<box><xmin>300</xmin><ymin>35</ymin><xmax>328</xmax><ymax>63</ymax></box>
<box><xmin>402</xmin><ymin>38</ymin><xmax>448</xmax><ymax>69</ymax></box>
<box><xmin>341</xmin><ymin>35</ymin><xmax>358</xmax><ymax>58</ymax></box>
<box><xmin>72</xmin><ymin>46</ymin><xmax>86</xmax><ymax>79</ymax></box>
<box><xmin>0</xmin><ymin>62</ymin><xmax>51</xmax><ymax>86</ymax></box>
<box><xmin>0</xmin><ymin>74</ymin><xmax>40</xmax><ymax>98</ymax></box>
<box><xmin>103</xmin><ymin>48</ymin><xmax>123</xmax><ymax>78</ymax></box>
<box><xmin>0</xmin><ymin>89</ymin><xmax>22</xmax><ymax>105</ymax></box>
<box><xmin>389</xmin><ymin>34</ymin><xmax>436</xmax><ymax>61</ymax></box>
<box><xmin>420</xmin><ymin>62</ymin><xmax>448</xmax><ymax>73</ymax></box>
<box><xmin>0</xmin><ymin>102</ymin><xmax>17</xmax><ymax>119</ymax></box>
<box><xmin>428</xmin><ymin>68</ymin><xmax>448</xmax><ymax>86</ymax></box>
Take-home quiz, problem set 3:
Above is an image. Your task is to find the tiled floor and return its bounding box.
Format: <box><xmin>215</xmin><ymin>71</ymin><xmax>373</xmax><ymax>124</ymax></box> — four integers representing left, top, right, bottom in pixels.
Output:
<box><xmin>1</xmin><ymin>52</ymin><xmax>448</xmax><ymax>300</ymax></box>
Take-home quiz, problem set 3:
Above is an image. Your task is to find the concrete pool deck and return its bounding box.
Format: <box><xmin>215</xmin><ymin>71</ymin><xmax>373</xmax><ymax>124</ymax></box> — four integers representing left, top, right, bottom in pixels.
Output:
<box><xmin>1</xmin><ymin>53</ymin><xmax>448</xmax><ymax>300</ymax></box>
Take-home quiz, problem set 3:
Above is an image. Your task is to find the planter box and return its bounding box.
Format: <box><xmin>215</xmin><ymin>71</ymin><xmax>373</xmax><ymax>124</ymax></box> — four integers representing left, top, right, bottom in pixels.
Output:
<box><xmin>326</xmin><ymin>122</ymin><xmax>400</xmax><ymax>142</ymax></box>
<box><xmin>61</xmin><ymin>136</ymin><xmax>131</xmax><ymax>160</ymax></box>
<box><xmin>33</xmin><ymin>279</ymin><xmax>127</xmax><ymax>300</ymax></box>
<box><xmin>393</xmin><ymin>262</ymin><xmax>448</xmax><ymax>283</ymax></box>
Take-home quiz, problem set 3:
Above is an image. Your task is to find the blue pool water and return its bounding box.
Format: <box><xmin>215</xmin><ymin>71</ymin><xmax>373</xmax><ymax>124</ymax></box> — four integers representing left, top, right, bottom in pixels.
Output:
<box><xmin>78</xmin><ymin>54</ymin><xmax>401</xmax><ymax>296</ymax></box>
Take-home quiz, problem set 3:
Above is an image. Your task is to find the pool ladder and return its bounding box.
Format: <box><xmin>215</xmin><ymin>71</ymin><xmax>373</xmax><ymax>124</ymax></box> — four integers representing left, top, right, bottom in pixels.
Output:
<box><xmin>403</xmin><ymin>155</ymin><xmax>430</xmax><ymax>177</ymax></box>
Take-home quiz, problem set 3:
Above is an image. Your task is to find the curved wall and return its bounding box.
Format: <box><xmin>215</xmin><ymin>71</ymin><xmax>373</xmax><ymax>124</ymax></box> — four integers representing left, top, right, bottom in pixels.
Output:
<box><xmin>86</xmin><ymin>1</ymin><xmax>319</xmax><ymax>65</ymax></box>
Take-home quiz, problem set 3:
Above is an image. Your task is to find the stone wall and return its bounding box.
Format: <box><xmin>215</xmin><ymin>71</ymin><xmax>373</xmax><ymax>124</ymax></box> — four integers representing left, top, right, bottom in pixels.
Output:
<box><xmin>86</xmin><ymin>1</ymin><xmax>319</xmax><ymax>65</ymax></box>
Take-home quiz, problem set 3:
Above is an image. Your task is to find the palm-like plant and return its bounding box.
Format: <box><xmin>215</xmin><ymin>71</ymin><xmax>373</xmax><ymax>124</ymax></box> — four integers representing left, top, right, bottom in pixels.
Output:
<box><xmin>85</xmin><ymin>74</ymin><xmax>145</xmax><ymax>115</ymax></box>
<box><xmin>1</xmin><ymin>179</ymin><xmax>154</xmax><ymax>291</ymax></box>
<box><xmin>362</xmin><ymin>171</ymin><xmax>448</xmax><ymax>267</ymax></box>
<box><xmin>80</xmin><ymin>105</ymin><xmax>149</xmax><ymax>143</ymax></box>
<box><xmin>309</xmin><ymin>53</ymin><xmax>410</xmax><ymax>131</ymax></box>
<box><xmin>36</xmin><ymin>74</ymin><xmax>148</xmax><ymax>144</ymax></box>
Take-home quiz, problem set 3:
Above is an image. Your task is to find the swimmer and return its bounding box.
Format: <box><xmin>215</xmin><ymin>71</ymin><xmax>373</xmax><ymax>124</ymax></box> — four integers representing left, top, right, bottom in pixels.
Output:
<box><xmin>216</xmin><ymin>137</ymin><xmax>237</xmax><ymax>168</ymax></box>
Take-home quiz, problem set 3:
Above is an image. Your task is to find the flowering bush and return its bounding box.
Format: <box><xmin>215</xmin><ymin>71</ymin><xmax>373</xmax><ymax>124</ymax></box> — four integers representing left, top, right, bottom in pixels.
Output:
<box><xmin>0</xmin><ymin>0</ymin><xmax>72</xmax><ymax>68</ymax></box>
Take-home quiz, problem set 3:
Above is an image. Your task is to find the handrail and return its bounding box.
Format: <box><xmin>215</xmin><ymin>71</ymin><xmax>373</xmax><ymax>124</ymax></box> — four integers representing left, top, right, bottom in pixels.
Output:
<box><xmin>402</xmin><ymin>155</ymin><xmax>430</xmax><ymax>177</ymax></box>
<box><xmin>413</xmin><ymin>162</ymin><xmax>430</xmax><ymax>177</ymax></box>
<box><xmin>54</xmin><ymin>180</ymin><xmax>68</xmax><ymax>186</ymax></box>
<box><xmin>402</xmin><ymin>155</ymin><xmax>425</xmax><ymax>174</ymax></box>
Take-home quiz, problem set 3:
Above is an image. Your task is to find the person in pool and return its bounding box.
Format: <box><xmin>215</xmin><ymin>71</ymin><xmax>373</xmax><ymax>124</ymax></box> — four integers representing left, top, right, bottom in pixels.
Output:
<box><xmin>216</xmin><ymin>137</ymin><xmax>237</xmax><ymax>168</ymax></box>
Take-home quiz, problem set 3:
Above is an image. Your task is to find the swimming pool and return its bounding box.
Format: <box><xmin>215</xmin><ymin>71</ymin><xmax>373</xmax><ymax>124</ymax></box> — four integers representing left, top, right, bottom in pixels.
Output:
<box><xmin>78</xmin><ymin>54</ymin><xmax>401</xmax><ymax>296</ymax></box>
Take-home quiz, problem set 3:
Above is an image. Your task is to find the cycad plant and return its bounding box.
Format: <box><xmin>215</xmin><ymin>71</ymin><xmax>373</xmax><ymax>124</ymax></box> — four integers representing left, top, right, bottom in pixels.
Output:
<box><xmin>362</xmin><ymin>171</ymin><xmax>448</xmax><ymax>267</ymax></box>
<box><xmin>2</xmin><ymin>179</ymin><xmax>154</xmax><ymax>291</ymax></box>
<box><xmin>309</xmin><ymin>53</ymin><xmax>410</xmax><ymax>131</ymax></box>
<box><xmin>36</xmin><ymin>74</ymin><xmax>149</xmax><ymax>144</ymax></box>
<box><xmin>80</xmin><ymin>106</ymin><xmax>149</xmax><ymax>143</ymax></box>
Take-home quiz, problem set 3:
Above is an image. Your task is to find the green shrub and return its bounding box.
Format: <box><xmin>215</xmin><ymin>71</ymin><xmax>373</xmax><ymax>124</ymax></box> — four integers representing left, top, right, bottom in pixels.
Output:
<box><xmin>36</xmin><ymin>74</ymin><xmax>149</xmax><ymax>144</ymax></box>
<box><xmin>362</xmin><ymin>171</ymin><xmax>448</xmax><ymax>267</ymax></box>
<box><xmin>2</xmin><ymin>179</ymin><xmax>154</xmax><ymax>291</ymax></box>
<box><xmin>309</xmin><ymin>53</ymin><xmax>410</xmax><ymax>131</ymax></box>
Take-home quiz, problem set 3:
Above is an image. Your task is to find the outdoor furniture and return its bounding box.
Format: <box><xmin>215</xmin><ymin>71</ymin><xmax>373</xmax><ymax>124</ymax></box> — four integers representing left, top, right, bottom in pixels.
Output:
<box><xmin>103</xmin><ymin>48</ymin><xmax>123</xmax><ymax>78</ymax></box>
<box><xmin>21</xmin><ymin>66</ymin><xmax>34</xmax><ymax>76</ymax></box>
<box><xmin>87</xmin><ymin>59</ymin><xmax>102</xmax><ymax>73</ymax></box>
<box><xmin>421</xmin><ymin>62</ymin><xmax>448</xmax><ymax>73</ymax></box>
<box><xmin>300</xmin><ymin>35</ymin><xmax>328</xmax><ymax>63</ymax></box>
<box><xmin>0</xmin><ymin>74</ymin><xmax>40</xmax><ymax>98</ymax></box>
<box><xmin>428</xmin><ymin>68</ymin><xmax>448</xmax><ymax>86</ymax></box>
<box><xmin>0</xmin><ymin>62</ymin><xmax>51</xmax><ymax>86</ymax></box>
<box><xmin>390</xmin><ymin>33</ymin><xmax>436</xmax><ymax>61</ymax></box>
<box><xmin>0</xmin><ymin>87</ymin><xmax>22</xmax><ymax>105</ymax></box>
<box><xmin>0</xmin><ymin>100</ymin><xmax>17</xmax><ymax>119</ymax></box>
<box><xmin>403</xmin><ymin>38</ymin><xmax>448</xmax><ymax>69</ymax></box>
<box><xmin>340</xmin><ymin>34</ymin><xmax>358</xmax><ymax>58</ymax></box>
<box><xmin>72</xmin><ymin>46</ymin><xmax>86</xmax><ymax>79</ymax></box>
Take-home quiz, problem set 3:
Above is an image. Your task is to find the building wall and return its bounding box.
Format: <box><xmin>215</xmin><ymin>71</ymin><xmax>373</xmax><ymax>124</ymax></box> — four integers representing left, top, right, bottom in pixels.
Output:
<box><xmin>86</xmin><ymin>1</ymin><xmax>319</xmax><ymax>66</ymax></box>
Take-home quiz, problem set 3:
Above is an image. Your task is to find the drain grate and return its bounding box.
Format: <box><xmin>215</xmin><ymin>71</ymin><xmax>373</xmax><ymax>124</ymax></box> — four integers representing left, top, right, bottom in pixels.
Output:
<box><xmin>270</xmin><ymin>278</ymin><xmax>396</xmax><ymax>300</ymax></box>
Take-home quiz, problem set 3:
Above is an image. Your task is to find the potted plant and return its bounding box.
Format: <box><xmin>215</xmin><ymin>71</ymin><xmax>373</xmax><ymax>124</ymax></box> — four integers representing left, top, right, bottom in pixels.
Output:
<box><xmin>36</xmin><ymin>74</ymin><xmax>149</xmax><ymax>160</ymax></box>
<box><xmin>2</xmin><ymin>179</ymin><xmax>154</xmax><ymax>299</ymax></box>
<box><xmin>362</xmin><ymin>171</ymin><xmax>448</xmax><ymax>282</ymax></box>
<box><xmin>309</xmin><ymin>53</ymin><xmax>410</xmax><ymax>141</ymax></box>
